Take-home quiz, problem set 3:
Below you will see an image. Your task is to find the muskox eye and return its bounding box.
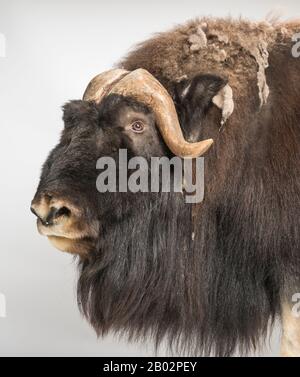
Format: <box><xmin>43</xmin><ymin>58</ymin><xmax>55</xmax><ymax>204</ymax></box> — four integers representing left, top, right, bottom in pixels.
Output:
<box><xmin>131</xmin><ymin>121</ymin><xmax>144</xmax><ymax>133</ymax></box>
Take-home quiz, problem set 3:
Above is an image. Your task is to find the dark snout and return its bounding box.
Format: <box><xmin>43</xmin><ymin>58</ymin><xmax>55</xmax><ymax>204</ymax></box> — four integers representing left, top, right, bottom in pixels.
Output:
<box><xmin>31</xmin><ymin>193</ymin><xmax>71</xmax><ymax>227</ymax></box>
<box><xmin>31</xmin><ymin>190</ymin><xmax>99</xmax><ymax>256</ymax></box>
<box><xmin>30</xmin><ymin>190</ymin><xmax>83</xmax><ymax>238</ymax></box>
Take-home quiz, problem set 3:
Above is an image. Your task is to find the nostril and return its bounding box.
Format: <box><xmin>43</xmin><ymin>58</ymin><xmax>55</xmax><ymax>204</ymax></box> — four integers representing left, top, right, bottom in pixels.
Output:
<box><xmin>30</xmin><ymin>206</ymin><xmax>51</xmax><ymax>226</ymax></box>
<box><xmin>55</xmin><ymin>206</ymin><xmax>71</xmax><ymax>219</ymax></box>
<box><xmin>44</xmin><ymin>206</ymin><xmax>71</xmax><ymax>225</ymax></box>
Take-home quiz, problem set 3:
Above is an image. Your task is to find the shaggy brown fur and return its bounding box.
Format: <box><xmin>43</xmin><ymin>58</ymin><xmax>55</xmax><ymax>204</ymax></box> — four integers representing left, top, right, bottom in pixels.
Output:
<box><xmin>120</xmin><ymin>18</ymin><xmax>299</xmax><ymax>99</ymax></box>
<box><xmin>33</xmin><ymin>17</ymin><xmax>300</xmax><ymax>356</ymax></box>
<box><xmin>116</xmin><ymin>18</ymin><xmax>300</xmax><ymax>355</ymax></box>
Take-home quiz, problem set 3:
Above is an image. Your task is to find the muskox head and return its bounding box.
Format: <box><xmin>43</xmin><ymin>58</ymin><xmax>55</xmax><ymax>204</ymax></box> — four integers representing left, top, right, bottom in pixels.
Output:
<box><xmin>31</xmin><ymin>68</ymin><xmax>231</xmax><ymax>353</ymax></box>
<box><xmin>31</xmin><ymin>69</ymin><xmax>228</xmax><ymax>257</ymax></box>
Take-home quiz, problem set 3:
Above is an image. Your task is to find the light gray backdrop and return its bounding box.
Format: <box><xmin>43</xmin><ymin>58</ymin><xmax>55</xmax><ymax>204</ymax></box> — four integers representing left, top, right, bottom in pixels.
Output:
<box><xmin>0</xmin><ymin>0</ymin><xmax>299</xmax><ymax>356</ymax></box>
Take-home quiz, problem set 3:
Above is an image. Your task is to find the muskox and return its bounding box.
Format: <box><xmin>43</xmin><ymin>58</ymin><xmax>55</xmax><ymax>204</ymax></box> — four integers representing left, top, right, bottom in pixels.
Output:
<box><xmin>31</xmin><ymin>18</ymin><xmax>300</xmax><ymax>356</ymax></box>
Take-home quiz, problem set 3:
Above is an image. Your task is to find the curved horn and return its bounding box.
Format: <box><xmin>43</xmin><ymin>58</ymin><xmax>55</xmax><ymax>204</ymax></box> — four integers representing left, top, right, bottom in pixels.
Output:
<box><xmin>110</xmin><ymin>69</ymin><xmax>213</xmax><ymax>158</ymax></box>
<box><xmin>83</xmin><ymin>69</ymin><xmax>129</xmax><ymax>103</ymax></box>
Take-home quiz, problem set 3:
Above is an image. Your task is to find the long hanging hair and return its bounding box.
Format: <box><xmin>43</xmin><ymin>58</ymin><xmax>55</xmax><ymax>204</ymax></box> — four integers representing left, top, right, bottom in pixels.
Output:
<box><xmin>77</xmin><ymin>18</ymin><xmax>300</xmax><ymax>356</ymax></box>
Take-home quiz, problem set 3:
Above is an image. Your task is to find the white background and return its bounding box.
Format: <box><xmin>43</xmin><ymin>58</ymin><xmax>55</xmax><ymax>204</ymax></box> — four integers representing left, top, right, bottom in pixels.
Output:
<box><xmin>0</xmin><ymin>0</ymin><xmax>299</xmax><ymax>356</ymax></box>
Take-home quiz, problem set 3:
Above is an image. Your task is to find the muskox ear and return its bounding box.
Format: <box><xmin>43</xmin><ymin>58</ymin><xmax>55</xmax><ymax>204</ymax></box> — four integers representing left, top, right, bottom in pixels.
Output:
<box><xmin>174</xmin><ymin>74</ymin><xmax>231</xmax><ymax>141</ymax></box>
<box><xmin>62</xmin><ymin>100</ymin><xmax>99</xmax><ymax>128</ymax></box>
<box><xmin>175</xmin><ymin>74</ymin><xmax>228</xmax><ymax>111</ymax></box>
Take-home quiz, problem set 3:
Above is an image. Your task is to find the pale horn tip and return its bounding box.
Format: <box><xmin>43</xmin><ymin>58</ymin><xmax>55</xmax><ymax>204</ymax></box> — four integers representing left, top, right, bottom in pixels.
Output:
<box><xmin>186</xmin><ymin>138</ymin><xmax>214</xmax><ymax>158</ymax></box>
